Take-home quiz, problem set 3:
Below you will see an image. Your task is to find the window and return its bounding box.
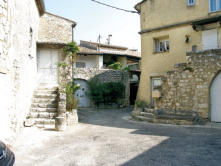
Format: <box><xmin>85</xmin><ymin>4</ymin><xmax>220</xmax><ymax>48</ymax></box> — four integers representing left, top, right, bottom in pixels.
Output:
<box><xmin>187</xmin><ymin>0</ymin><xmax>195</xmax><ymax>6</ymax></box>
<box><xmin>151</xmin><ymin>78</ymin><xmax>162</xmax><ymax>106</ymax></box>
<box><xmin>209</xmin><ymin>0</ymin><xmax>221</xmax><ymax>12</ymax></box>
<box><xmin>76</xmin><ymin>62</ymin><xmax>86</xmax><ymax>68</ymax></box>
<box><xmin>155</xmin><ymin>39</ymin><xmax>170</xmax><ymax>53</ymax></box>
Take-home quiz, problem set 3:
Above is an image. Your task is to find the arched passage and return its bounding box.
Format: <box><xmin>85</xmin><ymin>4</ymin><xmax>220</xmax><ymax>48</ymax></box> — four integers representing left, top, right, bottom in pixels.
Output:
<box><xmin>210</xmin><ymin>72</ymin><xmax>221</xmax><ymax>122</ymax></box>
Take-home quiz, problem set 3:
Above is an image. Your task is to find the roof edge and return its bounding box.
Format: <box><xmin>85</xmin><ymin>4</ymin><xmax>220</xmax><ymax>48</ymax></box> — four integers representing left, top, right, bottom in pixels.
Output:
<box><xmin>134</xmin><ymin>0</ymin><xmax>147</xmax><ymax>13</ymax></box>
<box><xmin>80</xmin><ymin>40</ymin><xmax>128</xmax><ymax>50</ymax></box>
<box><xmin>45</xmin><ymin>12</ymin><xmax>77</xmax><ymax>26</ymax></box>
<box><xmin>35</xmin><ymin>0</ymin><xmax>45</xmax><ymax>16</ymax></box>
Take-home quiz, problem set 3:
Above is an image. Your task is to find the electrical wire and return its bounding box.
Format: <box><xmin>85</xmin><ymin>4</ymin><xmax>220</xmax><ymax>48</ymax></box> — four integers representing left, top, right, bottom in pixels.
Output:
<box><xmin>90</xmin><ymin>0</ymin><xmax>138</xmax><ymax>14</ymax></box>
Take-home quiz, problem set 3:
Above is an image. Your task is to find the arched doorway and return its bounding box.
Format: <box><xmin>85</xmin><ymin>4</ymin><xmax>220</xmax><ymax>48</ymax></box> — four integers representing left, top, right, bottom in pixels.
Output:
<box><xmin>74</xmin><ymin>79</ymin><xmax>90</xmax><ymax>108</ymax></box>
<box><xmin>210</xmin><ymin>72</ymin><xmax>221</xmax><ymax>122</ymax></box>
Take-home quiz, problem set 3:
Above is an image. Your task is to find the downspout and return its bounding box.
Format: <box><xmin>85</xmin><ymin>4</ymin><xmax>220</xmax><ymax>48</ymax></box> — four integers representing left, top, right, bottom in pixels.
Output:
<box><xmin>71</xmin><ymin>23</ymin><xmax>76</xmax><ymax>81</ymax></box>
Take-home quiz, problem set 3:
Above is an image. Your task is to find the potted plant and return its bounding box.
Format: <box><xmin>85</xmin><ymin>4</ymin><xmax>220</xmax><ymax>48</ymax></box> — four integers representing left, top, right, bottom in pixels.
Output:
<box><xmin>66</xmin><ymin>82</ymin><xmax>80</xmax><ymax>125</ymax></box>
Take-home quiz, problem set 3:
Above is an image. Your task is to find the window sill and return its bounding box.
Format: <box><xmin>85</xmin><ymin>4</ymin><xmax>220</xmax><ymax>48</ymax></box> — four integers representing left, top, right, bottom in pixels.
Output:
<box><xmin>153</xmin><ymin>51</ymin><xmax>169</xmax><ymax>55</ymax></box>
<box><xmin>208</xmin><ymin>10</ymin><xmax>221</xmax><ymax>15</ymax></box>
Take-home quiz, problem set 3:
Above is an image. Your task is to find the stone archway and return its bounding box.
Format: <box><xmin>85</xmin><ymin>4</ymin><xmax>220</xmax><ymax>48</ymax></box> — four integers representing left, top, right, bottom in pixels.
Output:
<box><xmin>210</xmin><ymin>72</ymin><xmax>221</xmax><ymax>122</ymax></box>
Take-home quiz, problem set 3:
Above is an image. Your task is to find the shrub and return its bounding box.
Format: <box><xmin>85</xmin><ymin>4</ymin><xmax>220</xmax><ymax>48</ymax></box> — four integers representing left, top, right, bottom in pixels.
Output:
<box><xmin>66</xmin><ymin>81</ymin><xmax>80</xmax><ymax>111</ymax></box>
<box><xmin>108</xmin><ymin>62</ymin><xmax>122</xmax><ymax>70</ymax></box>
<box><xmin>87</xmin><ymin>79</ymin><xmax>125</xmax><ymax>106</ymax></box>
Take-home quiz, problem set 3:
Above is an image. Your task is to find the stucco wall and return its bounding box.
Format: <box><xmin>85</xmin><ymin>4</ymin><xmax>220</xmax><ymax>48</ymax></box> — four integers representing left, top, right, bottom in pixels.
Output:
<box><xmin>137</xmin><ymin>24</ymin><xmax>204</xmax><ymax>104</ymax></box>
<box><xmin>75</xmin><ymin>55</ymin><xmax>99</xmax><ymax>68</ymax></box>
<box><xmin>38</xmin><ymin>12</ymin><xmax>74</xmax><ymax>43</ymax></box>
<box><xmin>140</xmin><ymin>0</ymin><xmax>221</xmax><ymax>31</ymax></box>
<box><xmin>0</xmin><ymin>0</ymin><xmax>40</xmax><ymax>143</ymax></box>
<box><xmin>155</xmin><ymin>49</ymin><xmax>221</xmax><ymax>121</ymax></box>
<box><xmin>137</xmin><ymin>0</ymin><xmax>221</xmax><ymax>105</ymax></box>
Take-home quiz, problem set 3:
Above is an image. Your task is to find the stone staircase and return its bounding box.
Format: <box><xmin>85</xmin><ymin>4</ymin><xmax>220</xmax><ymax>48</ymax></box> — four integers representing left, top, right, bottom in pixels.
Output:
<box><xmin>132</xmin><ymin>107</ymin><xmax>204</xmax><ymax>125</ymax></box>
<box><xmin>132</xmin><ymin>108</ymin><xmax>155</xmax><ymax>123</ymax></box>
<box><xmin>27</xmin><ymin>85</ymin><xmax>58</xmax><ymax>129</ymax></box>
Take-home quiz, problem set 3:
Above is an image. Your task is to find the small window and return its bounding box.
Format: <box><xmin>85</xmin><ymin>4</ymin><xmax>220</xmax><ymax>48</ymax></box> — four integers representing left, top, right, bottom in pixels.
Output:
<box><xmin>76</xmin><ymin>62</ymin><xmax>86</xmax><ymax>68</ymax></box>
<box><xmin>187</xmin><ymin>0</ymin><xmax>195</xmax><ymax>6</ymax></box>
<box><xmin>155</xmin><ymin>39</ymin><xmax>170</xmax><ymax>53</ymax></box>
<box><xmin>209</xmin><ymin>0</ymin><xmax>221</xmax><ymax>12</ymax></box>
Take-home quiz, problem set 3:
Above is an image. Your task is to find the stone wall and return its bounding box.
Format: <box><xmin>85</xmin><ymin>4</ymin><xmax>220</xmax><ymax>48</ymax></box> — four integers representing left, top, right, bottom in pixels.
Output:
<box><xmin>38</xmin><ymin>12</ymin><xmax>74</xmax><ymax>44</ymax></box>
<box><xmin>73</xmin><ymin>68</ymin><xmax>130</xmax><ymax>105</ymax></box>
<box><xmin>155</xmin><ymin>49</ymin><xmax>221</xmax><ymax>122</ymax></box>
<box><xmin>0</xmin><ymin>0</ymin><xmax>40</xmax><ymax>143</ymax></box>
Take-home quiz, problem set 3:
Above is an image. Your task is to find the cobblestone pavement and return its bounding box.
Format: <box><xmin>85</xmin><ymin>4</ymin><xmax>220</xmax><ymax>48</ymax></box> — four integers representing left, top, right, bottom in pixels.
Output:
<box><xmin>14</xmin><ymin>108</ymin><xmax>221</xmax><ymax>166</ymax></box>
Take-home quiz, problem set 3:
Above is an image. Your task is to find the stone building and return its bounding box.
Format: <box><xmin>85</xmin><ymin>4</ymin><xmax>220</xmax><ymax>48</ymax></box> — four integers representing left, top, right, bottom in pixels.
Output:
<box><xmin>0</xmin><ymin>0</ymin><xmax>76</xmax><ymax>144</ymax></box>
<box><xmin>74</xmin><ymin>40</ymin><xmax>141</xmax><ymax>107</ymax></box>
<box><xmin>133</xmin><ymin>0</ymin><xmax>221</xmax><ymax>124</ymax></box>
<box><xmin>135</xmin><ymin>0</ymin><xmax>221</xmax><ymax>106</ymax></box>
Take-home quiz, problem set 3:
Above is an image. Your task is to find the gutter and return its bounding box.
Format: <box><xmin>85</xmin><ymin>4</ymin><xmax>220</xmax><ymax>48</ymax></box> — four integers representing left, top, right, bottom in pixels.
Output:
<box><xmin>35</xmin><ymin>0</ymin><xmax>45</xmax><ymax>16</ymax></box>
<box><xmin>134</xmin><ymin>0</ymin><xmax>147</xmax><ymax>14</ymax></box>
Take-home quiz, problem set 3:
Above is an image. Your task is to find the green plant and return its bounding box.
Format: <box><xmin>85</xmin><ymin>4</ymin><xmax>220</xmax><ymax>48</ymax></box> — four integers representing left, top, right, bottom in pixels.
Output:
<box><xmin>135</xmin><ymin>100</ymin><xmax>146</xmax><ymax>108</ymax></box>
<box><xmin>108</xmin><ymin>62</ymin><xmax>122</xmax><ymax>70</ymax></box>
<box><xmin>87</xmin><ymin>78</ymin><xmax>125</xmax><ymax>106</ymax></box>
<box><xmin>66</xmin><ymin>81</ymin><xmax>81</xmax><ymax>111</ymax></box>
<box><xmin>58</xmin><ymin>62</ymin><xmax>68</xmax><ymax>68</ymax></box>
<box><xmin>122</xmin><ymin>66</ymin><xmax>131</xmax><ymax>71</ymax></box>
<box><xmin>63</xmin><ymin>41</ymin><xmax>79</xmax><ymax>57</ymax></box>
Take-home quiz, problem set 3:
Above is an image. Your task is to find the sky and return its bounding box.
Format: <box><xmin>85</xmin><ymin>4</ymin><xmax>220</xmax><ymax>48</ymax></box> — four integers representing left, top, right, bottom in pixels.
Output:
<box><xmin>44</xmin><ymin>0</ymin><xmax>141</xmax><ymax>50</ymax></box>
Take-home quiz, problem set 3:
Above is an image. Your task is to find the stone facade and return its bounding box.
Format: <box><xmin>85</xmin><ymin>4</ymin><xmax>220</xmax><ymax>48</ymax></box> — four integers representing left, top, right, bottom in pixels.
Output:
<box><xmin>0</xmin><ymin>0</ymin><xmax>40</xmax><ymax>143</ymax></box>
<box><xmin>38</xmin><ymin>12</ymin><xmax>75</xmax><ymax>44</ymax></box>
<box><xmin>73</xmin><ymin>68</ymin><xmax>130</xmax><ymax>106</ymax></box>
<box><xmin>155</xmin><ymin>49</ymin><xmax>221</xmax><ymax>123</ymax></box>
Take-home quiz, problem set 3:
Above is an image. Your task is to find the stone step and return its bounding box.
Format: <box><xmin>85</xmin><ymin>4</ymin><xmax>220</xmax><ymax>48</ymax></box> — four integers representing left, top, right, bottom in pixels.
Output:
<box><xmin>156</xmin><ymin>114</ymin><xmax>194</xmax><ymax>121</ymax></box>
<box><xmin>31</xmin><ymin>107</ymin><xmax>57</xmax><ymax>113</ymax></box>
<box><xmin>31</xmin><ymin>103</ymin><xmax>57</xmax><ymax>108</ymax></box>
<box><xmin>143</xmin><ymin>108</ymin><xmax>155</xmax><ymax>114</ymax></box>
<box><xmin>133</xmin><ymin>115</ymin><xmax>154</xmax><ymax>123</ymax></box>
<box><xmin>29</xmin><ymin>112</ymin><xmax>57</xmax><ymax>119</ymax></box>
<box><xmin>35</xmin><ymin>123</ymin><xmax>55</xmax><ymax>129</ymax></box>
<box><xmin>37</xmin><ymin>86</ymin><xmax>58</xmax><ymax>91</ymax></box>
<box><xmin>33</xmin><ymin>94</ymin><xmax>58</xmax><ymax>99</ymax></box>
<box><xmin>32</xmin><ymin>98</ymin><xmax>57</xmax><ymax>104</ymax></box>
<box><xmin>140</xmin><ymin>112</ymin><xmax>155</xmax><ymax>118</ymax></box>
<box><xmin>34</xmin><ymin>90</ymin><xmax>57</xmax><ymax>95</ymax></box>
<box><xmin>34</xmin><ymin>118</ymin><xmax>55</xmax><ymax>125</ymax></box>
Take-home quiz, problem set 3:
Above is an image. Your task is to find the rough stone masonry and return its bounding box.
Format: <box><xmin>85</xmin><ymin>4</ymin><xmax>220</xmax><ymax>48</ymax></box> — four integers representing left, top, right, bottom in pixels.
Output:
<box><xmin>155</xmin><ymin>49</ymin><xmax>221</xmax><ymax>123</ymax></box>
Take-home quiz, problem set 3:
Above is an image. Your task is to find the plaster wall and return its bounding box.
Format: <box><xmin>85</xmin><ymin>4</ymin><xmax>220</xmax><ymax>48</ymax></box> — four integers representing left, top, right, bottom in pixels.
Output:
<box><xmin>0</xmin><ymin>0</ymin><xmax>40</xmax><ymax>143</ymax></box>
<box><xmin>140</xmin><ymin>0</ymin><xmax>219</xmax><ymax>30</ymax></box>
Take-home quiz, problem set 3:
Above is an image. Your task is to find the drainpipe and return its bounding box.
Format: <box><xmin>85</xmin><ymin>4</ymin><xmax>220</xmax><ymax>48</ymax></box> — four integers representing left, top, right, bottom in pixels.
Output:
<box><xmin>71</xmin><ymin>23</ymin><xmax>76</xmax><ymax>81</ymax></box>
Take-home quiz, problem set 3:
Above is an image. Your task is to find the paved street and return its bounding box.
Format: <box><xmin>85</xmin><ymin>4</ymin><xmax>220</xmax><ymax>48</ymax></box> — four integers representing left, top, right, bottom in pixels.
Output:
<box><xmin>14</xmin><ymin>108</ymin><xmax>221</xmax><ymax>166</ymax></box>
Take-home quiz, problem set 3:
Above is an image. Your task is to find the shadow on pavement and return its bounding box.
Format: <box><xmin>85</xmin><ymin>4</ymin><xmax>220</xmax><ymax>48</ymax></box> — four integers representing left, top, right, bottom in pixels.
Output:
<box><xmin>78</xmin><ymin>108</ymin><xmax>221</xmax><ymax>166</ymax></box>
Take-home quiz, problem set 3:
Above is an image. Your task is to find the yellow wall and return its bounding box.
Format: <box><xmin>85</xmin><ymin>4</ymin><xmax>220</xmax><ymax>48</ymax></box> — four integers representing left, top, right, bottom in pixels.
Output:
<box><xmin>137</xmin><ymin>0</ymin><xmax>221</xmax><ymax>105</ymax></box>
<box><xmin>140</xmin><ymin>0</ymin><xmax>221</xmax><ymax>30</ymax></box>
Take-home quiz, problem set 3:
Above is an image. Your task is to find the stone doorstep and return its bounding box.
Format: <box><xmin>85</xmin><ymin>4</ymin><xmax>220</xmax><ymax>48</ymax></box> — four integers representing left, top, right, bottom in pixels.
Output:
<box><xmin>143</xmin><ymin>108</ymin><xmax>155</xmax><ymax>114</ymax></box>
<box><xmin>133</xmin><ymin>115</ymin><xmax>154</xmax><ymax>123</ymax></box>
<box><xmin>153</xmin><ymin>118</ymin><xmax>194</xmax><ymax>125</ymax></box>
<box><xmin>31</xmin><ymin>107</ymin><xmax>57</xmax><ymax>113</ymax></box>
<box><xmin>140</xmin><ymin>112</ymin><xmax>155</xmax><ymax>119</ymax></box>
<box><xmin>156</xmin><ymin>114</ymin><xmax>195</xmax><ymax>121</ymax></box>
<box><xmin>35</xmin><ymin>124</ymin><xmax>55</xmax><ymax>129</ymax></box>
